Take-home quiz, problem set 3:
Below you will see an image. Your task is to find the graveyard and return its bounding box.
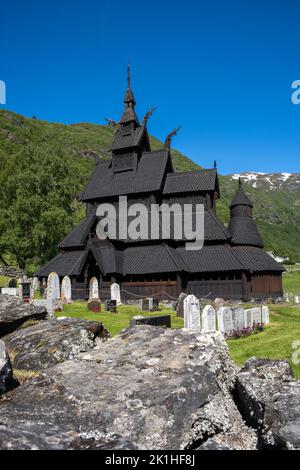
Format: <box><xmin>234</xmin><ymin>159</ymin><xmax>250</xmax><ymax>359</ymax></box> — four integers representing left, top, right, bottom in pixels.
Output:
<box><xmin>52</xmin><ymin>297</ymin><xmax>300</xmax><ymax>378</ymax></box>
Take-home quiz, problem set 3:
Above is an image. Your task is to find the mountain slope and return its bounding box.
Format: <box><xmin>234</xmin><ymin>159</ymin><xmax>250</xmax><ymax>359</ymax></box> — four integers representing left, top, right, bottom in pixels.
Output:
<box><xmin>0</xmin><ymin>109</ymin><xmax>299</xmax><ymax>272</ymax></box>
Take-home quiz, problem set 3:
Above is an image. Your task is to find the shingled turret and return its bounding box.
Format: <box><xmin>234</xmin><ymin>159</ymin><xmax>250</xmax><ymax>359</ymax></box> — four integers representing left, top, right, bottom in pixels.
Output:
<box><xmin>228</xmin><ymin>178</ymin><xmax>264</xmax><ymax>247</ymax></box>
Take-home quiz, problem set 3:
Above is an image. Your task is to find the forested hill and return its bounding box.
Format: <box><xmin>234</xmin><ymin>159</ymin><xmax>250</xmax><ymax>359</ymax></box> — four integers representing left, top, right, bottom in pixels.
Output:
<box><xmin>0</xmin><ymin>109</ymin><xmax>299</xmax><ymax>273</ymax></box>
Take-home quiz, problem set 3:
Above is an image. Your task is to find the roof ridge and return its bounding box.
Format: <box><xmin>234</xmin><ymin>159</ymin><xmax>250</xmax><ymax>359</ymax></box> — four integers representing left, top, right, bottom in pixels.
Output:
<box><xmin>166</xmin><ymin>168</ymin><xmax>215</xmax><ymax>177</ymax></box>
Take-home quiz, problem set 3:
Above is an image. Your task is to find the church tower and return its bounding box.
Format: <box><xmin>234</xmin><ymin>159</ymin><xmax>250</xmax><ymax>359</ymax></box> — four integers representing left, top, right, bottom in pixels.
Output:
<box><xmin>228</xmin><ymin>178</ymin><xmax>264</xmax><ymax>247</ymax></box>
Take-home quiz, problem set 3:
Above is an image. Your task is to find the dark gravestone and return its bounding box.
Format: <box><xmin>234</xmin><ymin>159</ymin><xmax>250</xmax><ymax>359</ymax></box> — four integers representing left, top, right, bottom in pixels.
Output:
<box><xmin>130</xmin><ymin>315</ymin><xmax>171</xmax><ymax>328</ymax></box>
<box><xmin>20</xmin><ymin>281</ymin><xmax>31</xmax><ymax>302</ymax></box>
<box><xmin>176</xmin><ymin>292</ymin><xmax>187</xmax><ymax>318</ymax></box>
<box><xmin>105</xmin><ymin>299</ymin><xmax>117</xmax><ymax>313</ymax></box>
<box><xmin>8</xmin><ymin>278</ymin><xmax>17</xmax><ymax>288</ymax></box>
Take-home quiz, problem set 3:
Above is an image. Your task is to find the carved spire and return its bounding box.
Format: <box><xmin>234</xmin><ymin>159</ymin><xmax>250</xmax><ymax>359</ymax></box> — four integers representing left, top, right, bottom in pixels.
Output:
<box><xmin>123</xmin><ymin>64</ymin><xmax>136</xmax><ymax>108</ymax></box>
<box><xmin>120</xmin><ymin>64</ymin><xmax>139</xmax><ymax>125</ymax></box>
<box><xmin>127</xmin><ymin>63</ymin><xmax>131</xmax><ymax>88</ymax></box>
<box><xmin>214</xmin><ymin>160</ymin><xmax>217</xmax><ymax>169</ymax></box>
<box><xmin>164</xmin><ymin>127</ymin><xmax>181</xmax><ymax>149</ymax></box>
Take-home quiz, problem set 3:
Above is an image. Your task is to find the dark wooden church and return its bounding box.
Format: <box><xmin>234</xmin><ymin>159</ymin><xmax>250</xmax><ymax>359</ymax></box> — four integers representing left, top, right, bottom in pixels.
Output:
<box><xmin>36</xmin><ymin>68</ymin><xmax>284</xmax><ymax>301</ymax></box>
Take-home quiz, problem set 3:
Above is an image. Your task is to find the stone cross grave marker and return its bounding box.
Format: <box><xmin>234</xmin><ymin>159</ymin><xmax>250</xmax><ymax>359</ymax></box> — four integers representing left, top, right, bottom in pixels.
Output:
<box><xmin>232</xmin><ymin>306</ymin><xmax>246</xmax><ymax>331</ymax></box>
<box><xmin>110</xmin><ymin>283</ymin><xmax>121</xmax><ymax>305</ymax></box>
<box><xmin>217</xmin><ymin>307</ymin><xmax>233</xmax><ymax>334</ymax></box>
<box><xmin>61</xmin><ymin>276</ymin><xmax>72</xmax><ymax>302</ymax></box>
<box><xmin>261</xmin><ymin>305</ymin><xmax>270</xmax><ymax>324</ymax></box>
<box><xmin>89</xmin><ymin>277</ymin><xmax>99</xmax><ymax>300</ymax></box>
<box><xmin>201</xmin><ymin>305</ymin><xmax>216</xmax><ymax>333</ymax></box>
<box><xmin>183</xmin><ymin>295</ymin><xmax>201</xmax><ymax>331</ymax></box>
<box><xmin>47</xmin><ymin>272</ymin><xmax>60</xmax><ymax>300</ymax></box>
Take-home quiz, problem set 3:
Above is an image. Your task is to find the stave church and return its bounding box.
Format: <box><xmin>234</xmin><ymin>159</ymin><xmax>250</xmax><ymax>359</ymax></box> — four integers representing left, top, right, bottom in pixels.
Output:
<box><xmin>36</xmin><ymin>67</ymin><xmax>284</xmax><ymax>301</ymax></box>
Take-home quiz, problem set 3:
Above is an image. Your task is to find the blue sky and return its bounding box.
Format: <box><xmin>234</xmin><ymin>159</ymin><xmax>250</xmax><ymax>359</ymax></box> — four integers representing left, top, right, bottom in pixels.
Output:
<box><xmin>1</xmin><ymin>0</ymin><xmax>300</xmax><ymax>174</ymax></box>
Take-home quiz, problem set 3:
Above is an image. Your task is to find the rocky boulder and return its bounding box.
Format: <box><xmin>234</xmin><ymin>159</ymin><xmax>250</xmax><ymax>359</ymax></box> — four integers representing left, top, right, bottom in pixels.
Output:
<box><xmin>0</xmin><ymin>294</ymin><xmax>48</xmax><ymax>337</ymax></box>
<box><xmin>0</xmin><ymin>339</ymin><xmax>13</xmax><ymax>395</ymax></box>
<box><xmin>2</xmin><ymin>317</ymin><xmax>109</xmax><ymax>371</ymax></box>
<box><xmin>235</xmin><ymin>358</ymin><xmax>300</xmax><ymax>449</ymax></box>
<box><xmin>0</xmin><ymin>326</ymin><xmax>258</xmax><ymax>450</ymax></box>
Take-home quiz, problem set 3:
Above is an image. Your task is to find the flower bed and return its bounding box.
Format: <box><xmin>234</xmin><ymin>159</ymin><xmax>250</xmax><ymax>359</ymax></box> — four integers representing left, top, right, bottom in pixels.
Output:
<box><xmin>227</xmin><ymin>322</ymin><xmax>265</xmax><ymax>339</ymax></box>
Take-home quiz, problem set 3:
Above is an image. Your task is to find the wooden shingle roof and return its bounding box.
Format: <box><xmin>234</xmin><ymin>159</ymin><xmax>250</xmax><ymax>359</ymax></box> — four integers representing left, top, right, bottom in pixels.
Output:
<box><xmin>163</xmin><ymin>169</ymin><xmax>218</xmax><ymax>194</ymax></box>
<box><xmin>231</xmin><ymin>246</ymin><xmax>285</xmax><ymax>272</ymax></box>
<box><xmin>35</xmin><ymin>250</ymin><xmax>88</xmax><ymax>277</ymax></box>
<box><xmin>228</xmin><ymin>216</ymin><xmax>264</xmax><ymax>247</ymax></box>
<box><xmin>79</xmin><ymin>150</ymin><xmax>170</xmax><ymax>201</ymax></box>
<box><xmin>59</xmin><ymin>214</ymin><xmax>96</xmax><ymax>248</ymax></box>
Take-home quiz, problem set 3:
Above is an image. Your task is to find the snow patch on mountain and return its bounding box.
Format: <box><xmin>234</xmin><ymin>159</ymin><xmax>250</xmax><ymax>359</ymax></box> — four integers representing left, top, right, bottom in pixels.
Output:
<box><xmin>229</xmin><ymin>172</ymin><xmax>300</xmax><ymax>191</ymax></box>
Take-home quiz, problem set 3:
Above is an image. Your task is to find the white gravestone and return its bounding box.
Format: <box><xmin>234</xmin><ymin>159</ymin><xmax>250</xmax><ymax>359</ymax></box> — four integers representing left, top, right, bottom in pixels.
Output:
<box><xmin>47</xmin><ymin>272</ymin><xmax>60</xmax><ymax>300</ymax></box>
<box><xmin>61</xmin><ymin>276</ymin><xmax>72</xmax><ymax>302</ymax></box>
<box><xmin>232</xmin><ymin>307</ymin><xmax>246</xmax><ymax>330</ymax></box>
<box><xmin>245</xmin><ymin>307</ymin><xmax>262</xmax><ymax>327</ymax></box>
<box><xmin>1</xmin><ymin>288</ymin><xmax>17</xmax><ymax>296</ymax></box>
<box><xmin>261</xmin><ymin>305</ymin><xmax>270</xmax><ymax>324</ymax></box>
<box><xmin>294</xmin><ymin>296</ymin><xmax>299</xmax><ymax>304</ymax></box>
<box><xmin>89</xmin><ymin>277</ymin><xmax>99</xmax><ymax>300</ymax></box>
<box><xmin>201</xmin><ymin>305</ymin><xmax>216</xmax><ymax>333</ymax></box>
<box><xmin>32</xmin><ymin>277</ymin><xmax>39</xmax><ymax>292</ymax></box>
<box><xmin>217</xmin><ymin>307</ymin><xmax>233</xmax><ymax>334</ymax></box>
<box><xmin>184</xmin><ymin>295</ymin><xmax>201</xmax><ymax>331</ymax></box>
<box><xmin>252</xmin><ymin>307</ymin><xmax>262</xmax><ymax>325</ymax></box>
<box><xmin>110</xmin><ymin>283</ymin><xmax>121</xmax><ymax>305</ymax></box>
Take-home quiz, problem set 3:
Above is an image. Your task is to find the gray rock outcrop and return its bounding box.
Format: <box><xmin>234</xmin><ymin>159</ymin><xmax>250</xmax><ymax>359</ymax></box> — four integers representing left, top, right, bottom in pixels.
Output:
<box><xmin>2</xmin><ymin>317</ymin><xmax>109</xmax><ymax>371</ymax></box>
<box><xmin>0</xmin><ymin>326</ymin><xmax>257</xmax><ymax>450</ymax></box>
<box><xmin>235</xmin><ymin>358</ymin><xmax>300</xmax><ymax>449</ymax></box>
<box><xmin>0</xmin><ymin>294</ymin><xmax>48</xmax><ymax>337</ymax></box>
<box><xmin>0</xmin><ymin>339</ymin><xmax>13</xmax><ymax>395</ymax></box>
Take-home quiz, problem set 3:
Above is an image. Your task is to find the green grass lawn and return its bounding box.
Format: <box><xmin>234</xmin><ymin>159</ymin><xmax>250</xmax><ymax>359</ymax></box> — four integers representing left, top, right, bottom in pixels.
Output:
<box><xmin>227</xmin><ymin>305</ymin><xmax>300</xmax><ymax>378</ymax></box>
<box><xmin>57</xmin><ymin>302</ymin><xmax>300</xmax><ymax>378</ymax></box>
<box><xmin>58</xmin><ymin>302</ymin><xmax>183</xmax><ymax>337</ymax></box>
<box><xmin>0</xmin><ymin>275</ymin><xmax>10</xmax><ymax>287</ymax></box>
<box><xmin>282</xmin><ymin>267</ymin><xmax>300</xmax><ymax>294</ymax></box>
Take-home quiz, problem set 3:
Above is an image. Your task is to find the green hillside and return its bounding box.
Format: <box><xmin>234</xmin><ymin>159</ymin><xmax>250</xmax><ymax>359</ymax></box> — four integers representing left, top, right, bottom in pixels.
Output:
<box><xmin>0</xmin><ymin>109</ymin><xmax>299</xmax><ymax>273</ymax></box>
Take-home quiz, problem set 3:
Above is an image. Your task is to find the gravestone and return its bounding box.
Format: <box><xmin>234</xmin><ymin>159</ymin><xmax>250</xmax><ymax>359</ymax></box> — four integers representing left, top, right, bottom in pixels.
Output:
<box><xmin>8</xmin><ymin>278</ymin><xmax>17</xmax><ymax>288</ymax></box>
<box><xmin>245</xmin><ymin>307</ymin><xmax>262</xmax><ymax>328</ymax></box>
<box><xmin>61</xmin><ymin>276</ymin><xmax>72</xmax><ymax>303</ymax></box>
<box><xmin>89</xmin><ymin>277</ymin><xmax>99</xmax><ymax>300</ymax></box>
<box><xmin>47</xmin><ymin>272</ymin><xmax>60</xmax><ymax>300</ymax></box>
<box><xmin>140</xmin><ymin>298</ymin><xmax>159</xmax><ymax>312</ymax></box>
<box><xmin>252</xmin><ymin>307</ymin><xmax>262</xmax><ymax>325</ymax></box>
<box><xmin>1</xmin><ymin>288</ymin><xmax>17</xmax><ymax>296</ymax></box>
<box><xmin>294</xmin><ymin>296</ymin><xmax>299</xmax><ymax>304</ymax></box>
<box><xmin>261</xmin><ymin>305</ymin><xmax>270</xmax><ymax>324</ymax></box>
<box><xmin>130</xmin><ymin>315</ymin><xmax>171</xmax><ymax>328</ymax></box>
<box><xmin>213</xmin><ymin>298</ymin><xmax>225</xmax><ymax>310</ymax></box>
<box><xmin>201</xmin><ymin>305</ymin><xmax>216</xmax><ymax>333</ymax></box>
<box><xmin>105</xmin><ymin>299</ymin><xmax>117</xmax><ymax>313</ymax></box>
<box><xmin>217</xmin><ymin>307</ymin><xmax>233</xmax><ymax>334</ymax></box>
<box><xmin>232</xmin><ymin>306</ymin><xmax>246</xmax><ymax>330</ymax></box>
<box><xmin>176</xmin><ymin>292</ymin><xmax>187</xmax><ymax>318</ymax></box>
<box><xmin>32</xmin><ymin>277</ymin><xmax>39</xmax><ymax>292</ymax></box>
<box><xmin>87</xmin><ymin>299</ymin><xmax>101</xmax><ymax>312</ymax></box>
<box><xmin>110</xmin><ymin>283</ymin><xmax>121</xmax><ymax>305</ymax></box>
<box><xmin>183</xmin><ymin>295</ymin><xmax>201</xmax><ymax>331</ymax></box>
